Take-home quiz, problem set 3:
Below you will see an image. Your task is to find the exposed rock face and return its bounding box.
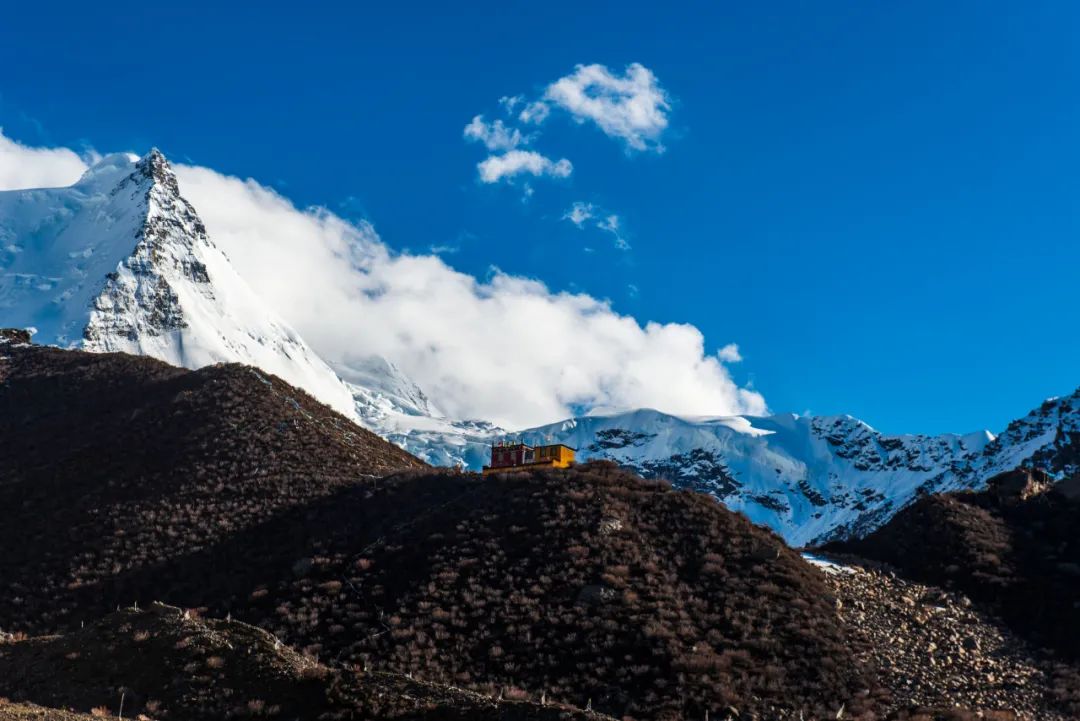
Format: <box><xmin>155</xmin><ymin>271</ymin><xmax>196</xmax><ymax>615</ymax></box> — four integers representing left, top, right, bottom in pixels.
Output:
<box><xmin>515</xmin><ymin>410</ymin><xmax>997</xmax><ymax>546</ymax></box>
<box><xmin>988</xmin><ymin>467</ymin><xmax>1053</xmax><ymax>505</ymax></box>
<box><xmin>639</xmin><ymin>447</ymin><xmax>741</xmax><ymax>497</ymax></box>
<box><xmin>0</xmin><ymin>328</ymin><xmax>31</xmax><ymax>344</ymax></box>
<box><xmin>984</xmin><ymin>393</ymin><xmax>1080</xmax><ymax>480</ymax></box>
<box><xmin>82</xmin><ymin>150</ymin><xmax>207</xmax><ymax>347</ymax></box>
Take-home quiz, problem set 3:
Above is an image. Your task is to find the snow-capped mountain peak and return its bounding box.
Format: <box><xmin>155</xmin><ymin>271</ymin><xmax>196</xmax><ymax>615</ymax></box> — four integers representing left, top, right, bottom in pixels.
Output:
<box><xmin>1</xmin><ymin>147</ymin><xmax>508</xmax><ymax>462</ymax></box>
<box><xmin>979</xmin><ymin>387</ymin><xmax>1080</xmax><ymax>480</ymax></box>
<box><xmin>0</xmin><ymin>149</ymin><xmax>356</xmax><ymax>417</ymax></box>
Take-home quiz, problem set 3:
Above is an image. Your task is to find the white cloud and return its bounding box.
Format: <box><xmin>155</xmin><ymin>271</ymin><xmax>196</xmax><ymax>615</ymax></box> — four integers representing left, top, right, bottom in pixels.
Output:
<box><xmin>498</xmin><ymin>95</ymin><xmax>523</xmax><ymax>114</ymax></box>
<box><xmin>0</xmin><ymin>130</ymin><xmax>89</xmax><ymax>190</ymax></box>
<box><xmin>463</xmin><ymin>115</ymin><xmax>527</xmax><ymax>152</ymax></box>
<box><xmin>717</xmin><ymin>343</ymin><xmax>743</xmax><ymax>363</ymax></box>
<box><xmin>518</xmin><ymin>100</ymin><xmax>551</xmax><ymax>125</ymax></box>
<box><xmin>596</xmin><ymin>213</ymin><xmax>630</xmax><ymax>250</ymax></box>
<box><xmin>477</xmin><ymin>149</ymin><xmax>572</xmax><ymax>184</ymax></box>
<box><xmin>174</xmin><ymin>164</ymin><xmax>765</xmax><ymax>429</ymax></box>
<box><xmin>597</xmin><ymin>214</ymin><xmax>619</xmax><ymax>232</ymax></box>
<box><xmin>562</xmin><ymin>201</ymin><xmax>594</xmax><ymax>227</ymax></box>
<box><xmin>0</xmin><ymin>129</ymin><xmax>764</xmax><ymax>429</ymax></box>
<box><xmin>564</xmin><ymin>202</ymin><xmax>631</xmax><ymax>251</ymax></box>
<box><xmin>543</xmin><ymin>63</ymin><xmax>671</xmax><ymax>151</ymax></box>
<box><xmin>464</xmin><ymin>62</ymin><xmax>672</xmax><ymax>196</ymax></box>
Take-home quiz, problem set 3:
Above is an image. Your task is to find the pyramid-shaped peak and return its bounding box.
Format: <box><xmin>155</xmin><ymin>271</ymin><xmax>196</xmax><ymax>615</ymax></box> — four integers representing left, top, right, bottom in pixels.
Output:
<box><xmin>139</xmin><ymin>147</ymin><xmax>168</xmax><ymax>166</ymax></box>
<box><xmin>135</xmin><ymin>147</ymin><xmax>180</xmax><ymax>195</ymax></box>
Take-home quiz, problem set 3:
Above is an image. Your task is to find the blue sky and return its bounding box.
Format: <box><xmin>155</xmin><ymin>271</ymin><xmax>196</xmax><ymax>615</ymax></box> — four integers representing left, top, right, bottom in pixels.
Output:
<box><xmin>2</xmin><ymin>1</ymin><xmax>1078</xmax><ymax>434</ymax></box>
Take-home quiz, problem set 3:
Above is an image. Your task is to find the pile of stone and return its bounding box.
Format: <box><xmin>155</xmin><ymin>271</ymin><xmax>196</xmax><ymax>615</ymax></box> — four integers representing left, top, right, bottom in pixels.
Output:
<box><xmin>816</xmin><ymin>555</ymin><xmax>1064</xmax><ymax>720</ymax></box>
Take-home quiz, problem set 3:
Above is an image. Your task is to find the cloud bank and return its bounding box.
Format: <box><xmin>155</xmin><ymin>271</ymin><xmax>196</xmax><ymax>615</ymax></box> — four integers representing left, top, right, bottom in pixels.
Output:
<box><xmin>0</xmin><ymin>131</ymin><xmax>88</xmax><ymax>190</ymax></box>
<box><xmin>0</xmin><ymin>130</ymin><xmax>765</xmax><ymax>429</ymax></box>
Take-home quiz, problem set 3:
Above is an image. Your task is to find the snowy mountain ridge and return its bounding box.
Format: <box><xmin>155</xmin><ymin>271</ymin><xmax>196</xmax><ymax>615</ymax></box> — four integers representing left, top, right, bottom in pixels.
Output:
<box><xmin>2</xmin><ymin>149</ymin><xmax>1077</xmax><ymax>546</ymax></box>
<box><xmin>504</xmin><ymin>392</ymin><xmax>1080</xmax><ymax>545</ymax></box>
<box><xmin>512</xmin><ymin>409</ymin><xmax>994</xmax><ymax>546</ymax></box>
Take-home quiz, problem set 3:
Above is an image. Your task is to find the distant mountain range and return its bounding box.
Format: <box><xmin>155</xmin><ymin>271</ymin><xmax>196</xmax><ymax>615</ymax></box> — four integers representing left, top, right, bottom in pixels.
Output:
<box><xmin>515</xmin><ymin>396</ymin><xmax>1079</xmax><ymax>545</ymax></box>
<box><xmin>3</xmin><ymin>149</ymin><xmax>1077</xmax><ymax>545</ymax></box>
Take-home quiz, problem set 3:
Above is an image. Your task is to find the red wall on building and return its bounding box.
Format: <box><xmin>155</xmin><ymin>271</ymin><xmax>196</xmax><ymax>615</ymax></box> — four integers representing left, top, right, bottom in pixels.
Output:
<box><xmin>490</xmin><ymin>444</ymin><xmax>528</xmax><ymax>468</ymax></box>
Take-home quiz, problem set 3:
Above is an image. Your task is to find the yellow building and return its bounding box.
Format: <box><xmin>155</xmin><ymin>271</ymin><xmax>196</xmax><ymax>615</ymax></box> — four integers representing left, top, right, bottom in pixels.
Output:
<box><xmin>482</xmin><ymin>442</ymin><xmax>576</xmax><ymax>475</ymax></box>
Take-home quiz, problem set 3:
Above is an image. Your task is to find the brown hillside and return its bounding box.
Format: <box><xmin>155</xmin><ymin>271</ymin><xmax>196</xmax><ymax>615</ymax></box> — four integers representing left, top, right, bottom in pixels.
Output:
<box><xmin>0</xmin><ymin>335</ymin><xmax>424</xmax><ymax>635</ymax></box>
<box><xmin>0</xmin><ymin>603</ymin><xmax>608</xmax><ymax>721</ymax></box>
<box><xmin>98</xmin><ymin>463</ymin><xmax>882</xmax><ymax>720</ymax></box>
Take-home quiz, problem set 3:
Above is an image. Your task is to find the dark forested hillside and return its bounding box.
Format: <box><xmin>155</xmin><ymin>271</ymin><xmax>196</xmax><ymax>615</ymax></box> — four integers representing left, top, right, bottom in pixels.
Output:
<box><xmin>0</xmin><ymin>333</ymin><xmax>424</xmax><ymax>633</ymax></box>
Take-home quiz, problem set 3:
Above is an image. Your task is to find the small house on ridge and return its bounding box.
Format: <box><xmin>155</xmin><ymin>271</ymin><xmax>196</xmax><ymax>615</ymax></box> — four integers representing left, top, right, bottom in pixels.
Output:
<box><xmin>482</xmin><ymin>441</ymin><xmax>576</xmax><ymax>475</ymax></box>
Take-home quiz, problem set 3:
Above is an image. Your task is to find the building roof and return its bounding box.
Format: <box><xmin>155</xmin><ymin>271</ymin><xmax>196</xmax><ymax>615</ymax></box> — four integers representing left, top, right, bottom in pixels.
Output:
<box><xmin>491</xmin><ymin>442</ymin><xmax>576</xmax><ymax>451</ymax></box>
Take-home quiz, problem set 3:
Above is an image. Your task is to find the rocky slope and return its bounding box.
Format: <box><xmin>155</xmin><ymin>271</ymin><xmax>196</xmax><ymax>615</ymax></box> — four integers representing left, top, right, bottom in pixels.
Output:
<box><xmin>807</xmin><ymin>554</ymin><xmax>1072</xmax><ymax>720</ymax></box>
<box><xmin>0</xmin><ymin>701</ymin><xmax>103</xmax><ymax>721</ymax></box>
<box><xmin>826</xmin><ymin>467</ymin><xmax>1080</xmax><ymax>711</ymax></box>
